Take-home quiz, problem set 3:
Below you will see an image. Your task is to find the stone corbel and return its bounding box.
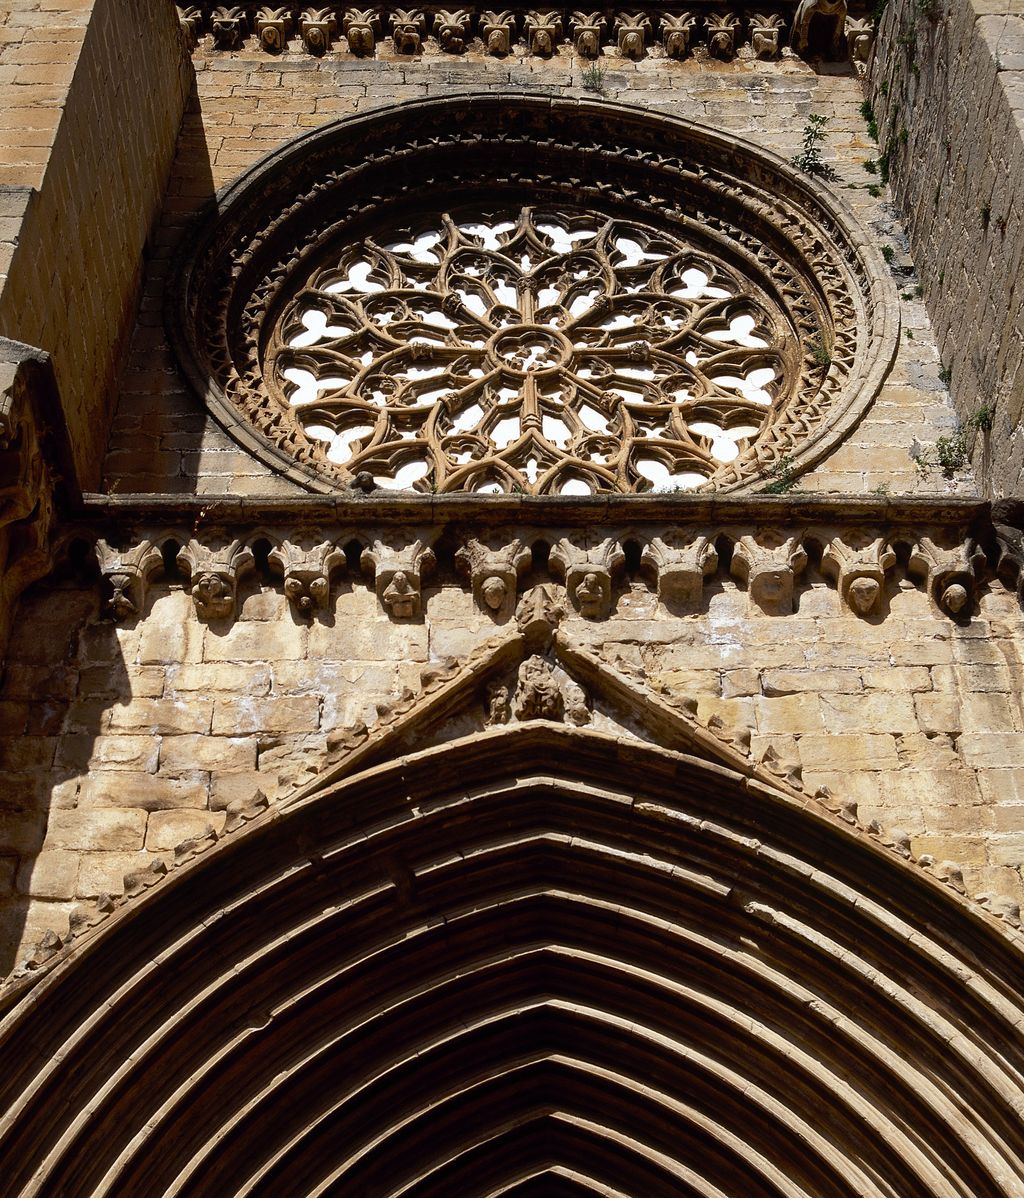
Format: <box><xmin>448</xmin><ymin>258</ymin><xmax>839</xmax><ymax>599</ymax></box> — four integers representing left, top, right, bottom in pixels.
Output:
<box><xmin>176</xmin><ymin>5</ymin><xmax>204</xmax><ymax>49</ymax></box>
<box><xmin>96</xmin><ymin>538</ymin><xmax>165</xmax><ymax>622</ymax></box>
<box><xmin>455</xmin><ymin>536</ymin><xmax>531</xmax><ymax>617</ymax></box>
<box><xmin>991</xmin><ymin>498</ymin><xmax>1024</xmax><ymax>601</ymax></box>
<box><xmin>730</xmin><ymin>530</ymin><xmax>807</xmax><ymax>615</ymax></box>
<box><xmin>845</xmin><ymin>16</ymin><xmax>873</xmax><ymax>70</ymax></box>
<box><xmin>256</xmin><ymin>6</ymin><xmax>292</xmax><ymax>50</ymax></box>
<box><xmin>662</xmin><ymin>11</ymin><xmax>698</xmax><ymax>58</ymax></box>
<box><xmin>821</xmin><ymin>532</ymin><xmax>896</xmax><ymax>617</ymax></box>
<box><xmin>480</xmin><ymin>9</ymin><xmax>515</xmax><ymax>53</ymax></box>
<box><xmin>361</xmin><ymin>532</ymin><xmax>436</xmax><ymax>619</ymax></box>
<box><xmin>300</xmin><ymin>7</ymin><xmax>337</xmax><ymax>52</ymax></box>
<box><xmin>390</xmin><ymin>8</ymin><xmax>426</xmax><ymax>52</ymax></box>
<box><xmin>570</xmin><ymin>11</ymin><xmax>605</xmax><ymax>57</ymax></box>
<box><xmin>640</xmin><ymin>529</ymin><xmax>718</xmax><ymax>611</ymax></box>
<box><xmin>344</xmin><ymin>8</ymin><xmax>380</xmax><ymax>53</ymax></box>
<box><xmin>790</xmin><ymin>0</ymin><xmax>847</xmax><ymax>57</ymax></box>
<box><xmin>268</xmin><ymin>534</ymin><xmax>346</xmax><ymax>616</ymax></box>
<box><xmin>549</xmin><ymin>535</ymin><xmax>625</xmax><ymax>619</ymax></box>
<box><xmin>749</xmin><ymin>12</ymin><xmax>784</xmax><ymax>58</ymax></box>
<box><xmin>706</xmin><ymin>12</ymin><xmax>741</xmax><ymax>57</ymax></box>
<box><xmin>435</xmin><ymin>8</ymin><xmax>471</xmax><ymax>50</ymax></box>
<box><xmin>177</xmin><ymin>534</ymin><xmax>255</xmax><ymax>621</ymax></box>
<box><xmin>909</xmin><ymin>535</ymin><xmax>984</xmax><ymax>619</ymax></box>
<box><xmin>615</xmin><ymin>11</ymin><xmax>651</xmax><ymax>58</ymax></box>
<box><xmin>210</xmin><ymin>5</ymin><xmax>249</xmax><ymax>49</ymax></box>
<box><xmin>525</xmin><ymin>9</ymin><xmax>562</xmax><ymax>54</ymax></box>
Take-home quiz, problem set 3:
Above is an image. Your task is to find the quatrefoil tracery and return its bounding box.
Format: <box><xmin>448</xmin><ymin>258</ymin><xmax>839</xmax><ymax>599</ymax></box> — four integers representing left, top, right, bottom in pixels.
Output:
<box><xmin>267</xmin><ymin>207</ymin><xmax>796</xmax><ymax>494</ymax></box>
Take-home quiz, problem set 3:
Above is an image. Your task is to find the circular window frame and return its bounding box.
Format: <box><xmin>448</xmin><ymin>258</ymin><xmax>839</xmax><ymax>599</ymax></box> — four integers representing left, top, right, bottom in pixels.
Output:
<box><xmin>169</xmin><ymin>94</ymin><xmax>899</xmax><ymax>497</ymax></box>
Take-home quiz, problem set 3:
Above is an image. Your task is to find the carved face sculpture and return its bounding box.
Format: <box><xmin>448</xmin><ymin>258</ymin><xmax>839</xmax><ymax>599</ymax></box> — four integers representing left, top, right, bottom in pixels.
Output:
<box><xmin>847</xmin><ymin>575</ymin><xmax>881</xmax><ymax>615</ymax></box>
<box><xmin>192</xmin><ymin>572</ymin><xmax>235</xmax><ymax>619</ymax></box>
<box><xmin>481</xmin><ymin>575</ymin><xmax>508</xmax><ymax>611</ymax></box>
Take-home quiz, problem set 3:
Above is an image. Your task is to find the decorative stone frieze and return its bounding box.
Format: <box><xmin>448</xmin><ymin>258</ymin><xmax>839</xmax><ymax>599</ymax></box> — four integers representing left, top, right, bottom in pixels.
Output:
<box><xmin>95</xmin><ymin>538</ymin><xmax>165</xmax><ymax>622</ymax></box>
<box><xmin>640</xmin><ymin>529</ymin><xmax>718</xmax><ymax>610</ymax></box>
<box><xmin>730</xmin><ymin>529</ymin><xmax>807</xmax><ymax>615</ymax></box>
<box><xmin>361</xmin><ymin>532</ymin><xmax>436</xmax><ymax>618</ymax></box>
<box><xmin>821</xmin><ymin>532</ymin><xmax>895</xmax><ymax>617</ymax></box>
<box><xmin>455</xmin><ymin>536</ymin><xmax>531</xmax><ymax>616</ymax></box>
<box><xmin>267</xmin><ymin>534</ymin><xmax>345</xmax><ymax>615</ymax></box>
<box><xmin>908</xmin><ymin>535</ymin><xmax>985</xmax><ymax>619</ymax></box>
<box><xmin>73</xmin><ymin>509</ymin><xmax>999</xmax><ymax>628</ymax></box>
<box><xmin>176</xmin><ymin>4</ymin><xmax>874</xmax><ymax>63</ymax></box>
<box><xmin>176</xmin><ymin>534</ymin><xmax>255</xmax><ymax>620</ymax></box>
<box><xmin>549</xmin><ymin>535</ymin><xmax>625</xmax><ymax>619</ymax></box>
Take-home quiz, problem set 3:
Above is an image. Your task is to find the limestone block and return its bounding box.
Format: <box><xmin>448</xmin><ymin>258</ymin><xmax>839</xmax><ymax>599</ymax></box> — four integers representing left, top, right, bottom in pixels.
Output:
<box><xmin>819</xmin><ymin>693</ymin><xmax>917</xmax><ymax>733</ymax></box>
<box><xmin>78</xmin><ymin>772</ymin><xmax>209</xmax><ymax>812</ymax></box>
<box><xmin>913</xmin><ymin>694</ymin><xmax>961</xmax><ymax>736</ymax></box>
<box><xmin>861</xmin><ymin>666</ymin><xmax>932</xmax><ymax>692</ymax></box>
<box><xmin>798</xmin><ymin>733</ymin><xmax>900</xmax><ymax>771</ymax></box>
<box><xmin>79</xmin><ymin>664</ymin><xmax>164</xmax><ymax>698</ymax></box>
<box><xmin>146</xmin><ymin>810</ymin><xmax>226</xmax><ymax>852</ymax></box>
<box><xmin>960</xmin><ymin>733</ymin><xmax>1024</xmax><ymax>769</ymax></box>
<box><xmin>47</xmin><ymin>809</ymin><xmax>148</xmax><ymax>852</ymax></box>
<box><xmin>756</xmin><ymin>695</ymin><xmax>825</xmax><ymax>735</ymax></box>
<box><xmin>166</xmin><ymin>663</ymin><xmax>273</xmax><ymax>695</ymax></box>
<box><xmin>0</xmin><ymin>815</ymin><xmax>45</xmax><ymax>856</ymax></box>
<box><xmin>721</xmin><ymin>669</ymin><xmax>760</xmax><ymax>699</ymax></box>
<box><xmin>210</xmin><ymin>770</ymin><xmax>279</xmax><ymax>810</ymax></box>
<box><xmin>58</xmin><ymin>734</ymin><xmax>159</xmax><ymax>773</ymax></box>
<box><xmin>211</xmin><ymin>696</ymin><xmax>321</xmax><ymax>735</ymax></box>
<box><xmin>77</xmin><ymin>851</ymin><xmax>158</xmax><ymax>898</ymax></box>
<box><xmin>107</xmin><ymin>697</ymin><xmax>215</xmax><ymax>736</ymax></box>
<box><xmin>203</xmin><ymin>620</ymin><xmax>306</xmax><ymax>663</ymax></box>
<box><xmin>309</xmin><ymin>616</ymin><xmax>428</xmax><ymax>662</ymax></box>
<box><xmin>15</xmin><ymin>850</ymin><xmax>79</xmax><ymax>899</ymax></box>
<box><xmin>761</xmin><ymin>668</ymin><xmax>862</xmax><ymax>696</ymax></box>
<box><xmin>979</xmin><ymin>769</ymin><xmax>1024</xmax><ymax>806</ymax></box>
<box><xmin>159</xmin><ymin>735</ymin><xmax>258</xmax><ymax>772</ymax></box>
<box><xmin>139</xmin><ymin>591</ymin><xmax>204</xmax><ymax>665</ymax></box>
<box><xmin>0</xmin><ymin>735</ymin><xmax>57</xmax><ymax>770</ymax></box>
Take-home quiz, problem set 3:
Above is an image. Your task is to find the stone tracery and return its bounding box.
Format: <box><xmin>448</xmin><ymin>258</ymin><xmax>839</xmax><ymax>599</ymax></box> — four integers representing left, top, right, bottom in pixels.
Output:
<box><xmin>271</xmin><ymin>206</ymin><xmax>790</xmax><ymax>494</ymax></box>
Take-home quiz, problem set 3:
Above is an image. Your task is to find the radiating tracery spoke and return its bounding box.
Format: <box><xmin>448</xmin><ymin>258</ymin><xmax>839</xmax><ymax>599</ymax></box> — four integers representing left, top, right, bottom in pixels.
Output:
<box><xmin>269</xmin><ymin>207</ymin><xmax>791</xmax><ymax>494</ymax></box>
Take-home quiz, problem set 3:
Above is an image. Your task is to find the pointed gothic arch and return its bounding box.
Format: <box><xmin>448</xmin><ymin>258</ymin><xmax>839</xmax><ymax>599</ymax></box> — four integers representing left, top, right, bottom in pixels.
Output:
<box><xmin>1</xmin><ymin>724</ymin><xmax>1023</xmax><ymax>1197</ymax></box>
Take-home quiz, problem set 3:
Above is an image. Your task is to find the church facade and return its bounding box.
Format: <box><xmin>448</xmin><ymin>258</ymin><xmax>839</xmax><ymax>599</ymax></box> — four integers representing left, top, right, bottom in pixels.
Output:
<box><xmin>0</xmin><ymin>0</ymin><xmax>1023</xmax><ymax>1192</ymax></box>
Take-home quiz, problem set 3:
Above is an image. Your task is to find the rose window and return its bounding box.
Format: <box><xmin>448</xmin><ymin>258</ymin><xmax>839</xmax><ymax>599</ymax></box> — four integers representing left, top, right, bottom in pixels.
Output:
<box><xmin>267</xmin><ymin>207</ymin><xmax>792</xmax><ymax>495</ymax></box>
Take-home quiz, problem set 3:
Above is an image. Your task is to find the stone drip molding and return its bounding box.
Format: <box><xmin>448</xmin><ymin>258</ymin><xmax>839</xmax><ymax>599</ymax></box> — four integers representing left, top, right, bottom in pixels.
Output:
<box><xmin>8</xmin><ymin>579</ymin><xmax>1021</xmax><ymax>1000</ymax></box>
<box><xmin>92</xmin><ymin>519</ymin><xmax>993</xmax><ymax>625</ymax></box>
<box><xmin>176</xmin><ymin>3</ymin><xmax>875</xmax><ymax>65</ymax></box>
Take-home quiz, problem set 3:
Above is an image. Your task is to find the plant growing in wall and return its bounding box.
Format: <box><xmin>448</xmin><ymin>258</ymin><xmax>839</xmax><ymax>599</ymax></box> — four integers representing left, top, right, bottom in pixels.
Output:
<box><xmin>792</xmin><ymin>115</ymin><xmax>839</xmax><ymax>182</ymax></box>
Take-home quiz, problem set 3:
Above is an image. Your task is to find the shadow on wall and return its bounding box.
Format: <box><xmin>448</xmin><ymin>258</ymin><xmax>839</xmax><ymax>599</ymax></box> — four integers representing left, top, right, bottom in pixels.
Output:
<box><xmin>0</xmin><ymin>549</ymin><xmax>131</xmax><ymax>975</ymax></box>
<box><xmin>101</xmin><ymin>78</ymin><xmax>237</xmax><ymax>499</ymax></box>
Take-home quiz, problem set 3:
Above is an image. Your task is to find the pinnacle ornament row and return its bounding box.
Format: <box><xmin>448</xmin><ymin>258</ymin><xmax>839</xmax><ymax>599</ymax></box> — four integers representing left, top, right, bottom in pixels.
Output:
<box><xmin>177</xmin><ymin>3</ymin><xmax>874</xmax><ymax>64</ymax></box>
<box><xmin>94</xmin><ymin>523</ymin><xmax>988</xmax><ymax>625</ymax></box>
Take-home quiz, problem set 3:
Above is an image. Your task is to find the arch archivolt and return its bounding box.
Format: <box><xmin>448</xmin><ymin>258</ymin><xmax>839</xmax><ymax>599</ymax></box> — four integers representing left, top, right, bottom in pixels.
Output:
<box><xmin>1</xmin><ymin>714</ymin><xmax>1024</xmax><ymax>1197</ymax></box>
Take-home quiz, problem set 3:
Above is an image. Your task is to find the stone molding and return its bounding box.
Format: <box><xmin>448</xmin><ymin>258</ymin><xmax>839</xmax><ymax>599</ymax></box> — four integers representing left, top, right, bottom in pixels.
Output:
<box><xmin>88</xmin><ymin>515</ymin><xmax>993</xmax><ymax>623</ymax></box>
<box><xmin>175</xmin><ymin>3</ymin><xmax>874</xmax><ymax>62</ymax></box>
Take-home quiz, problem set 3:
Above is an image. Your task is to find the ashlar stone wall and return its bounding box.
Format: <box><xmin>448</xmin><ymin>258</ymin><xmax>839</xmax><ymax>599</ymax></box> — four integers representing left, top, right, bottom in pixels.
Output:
<box><xmin>1</xmin><ymin>541</ymin><xmax>1022</xmax><ymax>970</ymax></box>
